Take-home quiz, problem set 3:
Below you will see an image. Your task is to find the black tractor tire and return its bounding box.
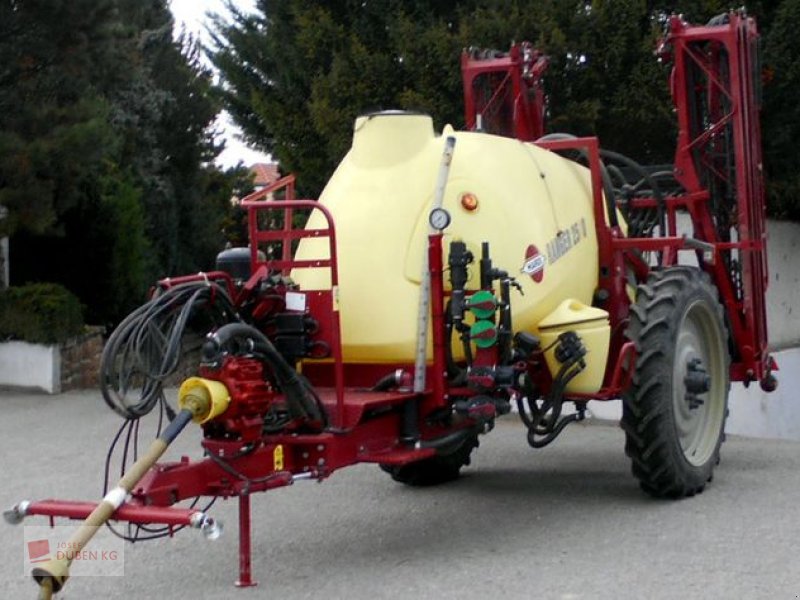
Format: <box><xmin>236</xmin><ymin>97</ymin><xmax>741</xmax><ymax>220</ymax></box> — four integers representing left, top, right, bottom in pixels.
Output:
<box><xmin>380</xmin><ymin>435</ymin><xmax>479</xmax><ymax>486</ymax></box>
<box><xmin>622</xmin><ymin>266</ymin><xmax>730</xmax><ymax>499</ymax></box>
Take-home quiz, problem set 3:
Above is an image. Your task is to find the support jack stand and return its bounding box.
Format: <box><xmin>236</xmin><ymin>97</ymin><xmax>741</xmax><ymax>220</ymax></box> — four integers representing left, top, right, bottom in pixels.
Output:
<box><xmin>235</xmin><ymin>494</ymin><xmax>258</xmax><ymax>588</ymax></box>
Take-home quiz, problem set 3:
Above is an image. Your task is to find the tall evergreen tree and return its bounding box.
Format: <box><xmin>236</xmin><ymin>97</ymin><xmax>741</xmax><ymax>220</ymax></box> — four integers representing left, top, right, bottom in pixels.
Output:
<box><xmin>0</xmin><ymin>0</ymin><xmax>120</xmax><ymax>235</ymax></box>
<box><xmin>3</xmin><ymin>0</ymin><xmax>232</xmax><ymax>324</ymax></box>
<box><xmin>211</xmin><ymin>0</ymin><xmax>796</xmax><ymax>218</ymax></box>
<box><xmin>762</xmin><ymin>0</ymin><xmax>800</xmax><ymax>219</ymax></box>
<box><xmin>209</xmin><ymin>1</ymin><xmax>680</xmax><ymax>193</ymax></box>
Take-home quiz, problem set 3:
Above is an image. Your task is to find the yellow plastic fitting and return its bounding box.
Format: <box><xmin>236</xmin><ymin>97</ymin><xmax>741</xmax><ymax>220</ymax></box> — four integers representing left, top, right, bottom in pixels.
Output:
<box><xmin>178</xmin><ymin>377</ymin><xmax>231</xmax><ymax>424</ymax></box>
<box><xmin>538</xmin><ymin>299</ymin><xmax>610</xmax><ymax>394</ymax></box>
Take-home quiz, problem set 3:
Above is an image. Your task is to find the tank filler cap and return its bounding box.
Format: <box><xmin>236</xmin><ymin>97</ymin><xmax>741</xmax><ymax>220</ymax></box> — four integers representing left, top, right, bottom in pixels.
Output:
<box><xmin>351</xmin><ymin>111</ymin><xmax>434</xmax><ymax>168</ymax></box>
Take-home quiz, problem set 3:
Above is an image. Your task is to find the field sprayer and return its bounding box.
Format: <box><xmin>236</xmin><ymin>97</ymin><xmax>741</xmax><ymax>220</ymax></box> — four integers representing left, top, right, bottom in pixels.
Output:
<box><xmin>5</xmin><ymin>10</ymin><xmax>777</xmax><ymax>598</ymax></box>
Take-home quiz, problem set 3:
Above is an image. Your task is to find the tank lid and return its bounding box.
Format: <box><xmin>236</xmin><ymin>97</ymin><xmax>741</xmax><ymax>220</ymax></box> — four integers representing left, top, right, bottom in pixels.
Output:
<box><xmin>357</xmin><ymin>109</ymin><xmax>429</xmax><ymax>119</ymax></box>
<box><xmin>351</xmin><ymin>111</ymin><xmax>434</xmax><ymax>168</ymax></box>
<box><xmin>538</xmin><ymin>299</ymin><xmax>609</xmax><ymax>329</ymax></box>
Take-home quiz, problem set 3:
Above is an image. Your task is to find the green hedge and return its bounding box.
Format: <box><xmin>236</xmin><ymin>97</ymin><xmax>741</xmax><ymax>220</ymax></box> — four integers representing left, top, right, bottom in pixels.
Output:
<box><xmin>0</xmin><ymin>283</ymin><xmax>85</xmax><ymax>344</ymax></box>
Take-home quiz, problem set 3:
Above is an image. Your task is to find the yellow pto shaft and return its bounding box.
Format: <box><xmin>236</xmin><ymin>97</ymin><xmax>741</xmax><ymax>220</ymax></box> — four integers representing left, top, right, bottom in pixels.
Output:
<box><xmin>32</xmin><ymin>383</ymin><xmax>228</xmax><ymax>597</ymax></box>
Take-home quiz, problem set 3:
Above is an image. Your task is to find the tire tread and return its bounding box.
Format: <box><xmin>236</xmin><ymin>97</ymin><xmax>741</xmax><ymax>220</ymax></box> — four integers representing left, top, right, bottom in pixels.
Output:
<box><xmin>621</xmin><ymin>267</ymin><xmax>730</xmax><ymax>499</ymax></box>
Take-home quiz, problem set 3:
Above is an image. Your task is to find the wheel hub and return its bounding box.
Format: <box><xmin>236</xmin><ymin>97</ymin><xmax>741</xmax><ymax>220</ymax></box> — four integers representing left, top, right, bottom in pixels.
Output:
<box><xmin>684</xmin><ymin>357</ymin><xmax>710</xmax><ymax>410</ymax></box>
<box><xmin>672</xmin><ymin>298</ymin><xmax>727</xmax><ymax>468</ymax></box>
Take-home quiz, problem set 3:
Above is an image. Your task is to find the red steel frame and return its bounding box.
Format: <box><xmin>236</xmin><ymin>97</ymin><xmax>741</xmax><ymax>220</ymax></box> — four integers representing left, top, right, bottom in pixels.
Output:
<box><xmin>17</xmin><ymin>10</ymin><xmax>776</xmax><ymax>592</ymax></box>
<box><xmin>534</xmin><ymin>12</ymin><xmax>774</xmax><ymax>391</ymax></box>
<box><xmin>23</xmin><ymin>198</ymin><xmax>456</xmax><ymax>587</ymax></box>
<box><xmin>240</xmin><ymin>173</ymin><xmax>297</xmax><ymax>269</ymax></box>
<box><xmin>242</xmin><ymin>197</ymin><xmax>347</xmax><ymax>426</ymax></box>
<box><xmin>461</xmin><ymin>42</ymin><xmax>548</xmax><ymax>141</ymax></box>
<box><xmin>659</xmin><ymin>13</ymin><xmax>772</xmax><ymax>383</ymax></box>
<box><xmin>461</xmin><ymin>12</ymin><xmax>773</xmax><ymax>388</ymax></box>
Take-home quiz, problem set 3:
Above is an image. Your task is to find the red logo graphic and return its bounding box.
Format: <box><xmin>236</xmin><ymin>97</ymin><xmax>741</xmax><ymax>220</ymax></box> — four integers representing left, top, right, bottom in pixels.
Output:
<box><xmin>27</xmin><ymin>539</ymin><xmax>51</xmax><ymax>564</ymax></box>
<box><xmin>522</xmin><ymin>244</ymin><xmax>545</xmax><ymax>283</ymax></box>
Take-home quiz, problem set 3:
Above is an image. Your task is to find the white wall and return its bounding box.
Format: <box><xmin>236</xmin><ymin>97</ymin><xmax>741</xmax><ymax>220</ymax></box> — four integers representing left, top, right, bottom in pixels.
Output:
<box><xmin>582</xmin><ymin>218</ymin><xmax>800</xmax><ymax>440</ymax></box>
<box><xmin>763</xmin><ymin>219</ymin><xmax>800</xmax><ymax>349</ymax></box>
<box><xmin>587</xmin><ymin>346</ymin><xmax>800</xmax><ymax>441</ymax></box>
<box><xmin>673</xmin><ymin>216</ymin><xmax>800</xmax><ymax>348</ymax></box>
<box><xmin>0</xmin><ymin>341</ymin><xmax>60</xmax><ymax>394</ymax></box>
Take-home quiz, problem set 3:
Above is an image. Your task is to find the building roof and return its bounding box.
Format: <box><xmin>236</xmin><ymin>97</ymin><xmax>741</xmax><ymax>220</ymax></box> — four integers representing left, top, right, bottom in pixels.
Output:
<box><xmin>251</xmin><ymin>162</ymin><xmax>280</xmax><ymax>188</ymax></box>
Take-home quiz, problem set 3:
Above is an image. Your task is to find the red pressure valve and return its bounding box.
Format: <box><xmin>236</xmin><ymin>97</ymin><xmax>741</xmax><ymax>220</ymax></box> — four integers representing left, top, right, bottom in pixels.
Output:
<box><xmin>198</xmin><ymin>357</ymin><xmax>276</xmax><ymax>441</ymax></box>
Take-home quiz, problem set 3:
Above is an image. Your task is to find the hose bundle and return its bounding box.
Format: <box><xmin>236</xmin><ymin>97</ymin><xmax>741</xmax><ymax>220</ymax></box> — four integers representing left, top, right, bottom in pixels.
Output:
<box><xmin>517</xmin><ymin>331</ymin><xmax>587</xmax><ymax>448</ymax></box>
<box><xmin>536</xmin><ymin>133</ymin><xmax>667</xmax><ymax>239</ymax></box>
<box><xmin>100</xmin><ymin>281</ymin><xmax>239</xmax><ymax>420</ymax></box>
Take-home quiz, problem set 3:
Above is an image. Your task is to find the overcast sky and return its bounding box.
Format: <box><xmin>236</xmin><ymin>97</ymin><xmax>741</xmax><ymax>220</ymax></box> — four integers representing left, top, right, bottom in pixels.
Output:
<box><xmin>170</xmin><ymin>0</ymin><xmax>270</xmax><ymax>168</ymax></box>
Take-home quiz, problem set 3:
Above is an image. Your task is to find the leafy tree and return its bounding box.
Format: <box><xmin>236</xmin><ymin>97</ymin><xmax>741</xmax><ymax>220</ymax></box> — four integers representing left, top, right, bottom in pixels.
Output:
<box><xmin>211</xmin><ymin>0</ymin><xmax>798</xmax><ymax>219</ymax></box>
<box><xmin>3</xmin><ymin>0</ymin><xmax>236</xmax><ymax>323</ymax></box>
<box><xmin>210</xmin><ymin>1</ymin><xmax>341</xmax><ymax>196</ymax></box>
<box><xmin>762</xmin><ymin>0</ymin><xmax>800</xmax><ymax>219</ymax></box>
<box><xmin>209</xmin><ymin>1</ymin><xmax>679</xmax><ymax>192</ymax></box>
<box><xmin>109</xmin><ymin>1</ymin><xmax>224</xmax><ymax>277</ymax></box>
<box><xmin>0</xmin><ymin>0</ymin><xmax>120</xmax><ymax>235</ymax></box>
<box><xmin>211</xmin><ymin>164</ymin><xmax>256</xmax><ymax>247</ymax></box>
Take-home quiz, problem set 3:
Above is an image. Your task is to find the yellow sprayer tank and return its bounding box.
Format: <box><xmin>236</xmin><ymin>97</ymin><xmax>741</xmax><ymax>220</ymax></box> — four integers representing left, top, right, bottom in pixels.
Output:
<box><xmin>293</xmin><ymin>111</ymin><xmax>606</xmax><ymax>387</ymax></box>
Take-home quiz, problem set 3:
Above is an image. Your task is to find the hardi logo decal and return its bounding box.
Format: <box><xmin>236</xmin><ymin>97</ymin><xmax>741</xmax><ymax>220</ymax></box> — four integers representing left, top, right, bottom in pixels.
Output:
<box><xmin>522</xmin><ymin>245</ymin><xmax>545</xmax><ymax>282</ymax></box>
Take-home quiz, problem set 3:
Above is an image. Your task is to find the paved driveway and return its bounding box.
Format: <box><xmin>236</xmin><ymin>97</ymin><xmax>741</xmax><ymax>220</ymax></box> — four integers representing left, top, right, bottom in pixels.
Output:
<box><xmin>1</xmin><ymin>389</ymin><xmax>798</xmax><ymax>599</ymax></box>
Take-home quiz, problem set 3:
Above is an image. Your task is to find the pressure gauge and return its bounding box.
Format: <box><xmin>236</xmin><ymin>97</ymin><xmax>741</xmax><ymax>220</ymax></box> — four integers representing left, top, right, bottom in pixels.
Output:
<box><xmin>429</xmin><ymin>207</ymin><xmax>452</xmax><ymax>231</ymax></box>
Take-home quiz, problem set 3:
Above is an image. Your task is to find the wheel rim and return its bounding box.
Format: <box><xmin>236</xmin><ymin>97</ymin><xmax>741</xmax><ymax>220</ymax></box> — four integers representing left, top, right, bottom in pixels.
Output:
<box><xmin>671</xmin><ymin>299</ymin><xmax>727</xmax><ymax>467</ymax></box>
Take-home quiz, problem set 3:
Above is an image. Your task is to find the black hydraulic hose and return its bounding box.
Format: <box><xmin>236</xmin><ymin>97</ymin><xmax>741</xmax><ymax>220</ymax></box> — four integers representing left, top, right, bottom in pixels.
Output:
<box><xmin>599</xmin><ymin>148</ymin><xmax>666</xmax><ymax>235</ymax></box>
<box><xmin>536</xmin><ymin>132</ymin><xmax>619</xmax><ymax>228</ymax></box>
<box><xmin>498</xmin><ymin>278</ymin><xmax>513</xmax><ymax>365</ymax></box>
<box><xmin>527</xmin><ymin>411</ymin><xmax>584</xmax><ymax>448</ymax></box>
<box><xmin>518</xmin><ymin>351</ymin><xmax>585</xmax><ymax>446</ymax></box>
<box><xmin>516</xmin><ymin>394</ymin><xmax>535</xmax><ymax>429</ymax></box>
<box><xmin>371</xmin><ymin>370</ymin><xmax>403</xmax><ymax>392</ymax></box>
<box><xmin>444</xmin><ymin>320</ymin><xmax>461</xmax><ymax>378</ymax></box>
<box><xmin>707</xmin><ymin>12</ymin><xmax>730</xmax><ymax>26</ymax></box>
<box><xmin>444</xmin><ymin>300</ymin><xmax>468</xmax><ymax>382</ymax></box>
<box><xmin>206</xmin><ymin>323</ymin><xmax>326</xmax><ymax>427</ymax></box>
<box><xmin>605</xmin><ymin>163</ymin><xmax>628</xmax><ymax>188</ymax></box>
<box><xmin>533</xmin><ymin>361</ymin><xmax>582</xmax><ymax>434</ymax></box>
<box><xmin>101</xmin><ymin>281</ymin><xmax>238</xmax><ymax>419</ymax></box>
<box><xmin>417</xmin><ymin>427</ymin><xmax>476</xmax><ymax>452</ymax></box>
<box><xmin>518</xmin><ymin>355</ymin><xmax>576</xmax><ymax>429</ymax></box>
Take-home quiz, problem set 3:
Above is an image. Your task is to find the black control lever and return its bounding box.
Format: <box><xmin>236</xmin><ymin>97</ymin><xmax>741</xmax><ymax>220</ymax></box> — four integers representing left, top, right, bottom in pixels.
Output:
<box><xmin>449</xmin><ymin>240</ymin><xmax>473</xmax><ymax>326</ymax></box>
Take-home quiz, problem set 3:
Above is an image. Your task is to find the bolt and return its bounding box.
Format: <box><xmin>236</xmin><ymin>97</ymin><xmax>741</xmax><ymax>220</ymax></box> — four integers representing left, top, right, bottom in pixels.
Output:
<box><xmin>316</xmin><ymin>445</ymin><xmax>324</xmax><ymax>452</ymax></box>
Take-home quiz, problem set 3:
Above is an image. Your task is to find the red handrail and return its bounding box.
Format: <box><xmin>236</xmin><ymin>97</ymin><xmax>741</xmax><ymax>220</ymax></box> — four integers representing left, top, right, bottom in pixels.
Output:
<box><xmin>240</xmin><ymin>199</ymin><xmax>346</xmax><ymax>429</ymax></box>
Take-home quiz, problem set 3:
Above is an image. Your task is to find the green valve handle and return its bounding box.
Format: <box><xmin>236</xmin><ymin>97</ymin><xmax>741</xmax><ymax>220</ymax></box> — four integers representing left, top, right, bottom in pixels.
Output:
<box><xmin>467</xmin><ymin>290</ymin><xmax>497</xmax><ymax>319</ymax></box>
<box><xmin>470</xmin><ymin>320</ymin><xmax>498</xmax><ymax>348</ymax></box>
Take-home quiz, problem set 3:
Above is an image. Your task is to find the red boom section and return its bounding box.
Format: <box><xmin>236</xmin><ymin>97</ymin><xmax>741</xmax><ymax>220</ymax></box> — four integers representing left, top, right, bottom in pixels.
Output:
<box><xmin>514</xmin><ymin>12</ymin><xmax>775</xmax><ymax>393</ymax></box>
<box><xmin>659</xmin><ymin>13</ymin><xmax>772</xmax><ymax>383</ymax></box>
<box><xmin>461</xmin><ymin>42</ymin><xmax>548</xmax><ymax>140</ymax></box>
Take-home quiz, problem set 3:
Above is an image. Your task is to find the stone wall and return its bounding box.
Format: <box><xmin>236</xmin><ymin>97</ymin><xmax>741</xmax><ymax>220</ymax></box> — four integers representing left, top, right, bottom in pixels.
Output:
<box><xmin>59</xmin><ymin>327</ymin><xmax>104</xmax><ymax>391</ymax></box>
